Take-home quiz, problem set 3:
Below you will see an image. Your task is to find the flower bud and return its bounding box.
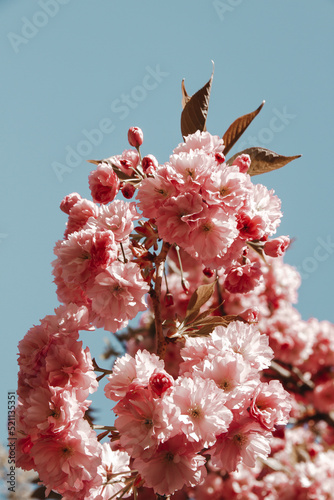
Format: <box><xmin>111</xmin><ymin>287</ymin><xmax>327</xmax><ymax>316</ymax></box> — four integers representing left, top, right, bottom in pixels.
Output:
<box><xmin>232</xmin><ymin>154</ymin><xmax>251</xmax><ymax>173</ymax></box>
<box><xmin>264</xmin><ymin>236</ymin><xmax>290</xmax><ymax>257</ymax></box>
<box><xmin>60</xmin><ymin>193</ymin><xmax>82</xmax><ymax>214</ymax></box>
<box><xmin>149</xmin><ymin>370</ymin><xmax>173</xmax><ymax>396</ymax></box>
<box><xmin>142</xmin><ymin>154</ymin><xmax>158</xmax><ymax>174</ymax></box>
<box><xmin>203</xmin><ymin>267</ymin><xmax>214</xmax><ymax>278</ymax></box>
<box><xmin>215</xmin><ymin>152</ymin><xmax>226</xmax><ymax>165</ymax></box>
<box><xmin>164</xmin><ymin>293</ymin><xmax>174</xmax><ymax>307</ymax></box>
<box><xmin>121</xmin><ymin>184</ymin><xmax>136</xmax><ymax>199</ymax></box>
<box><xmin>128</xmin><ymin>126</ymin><xmax>144</xmax><ymax>148</ymax></box>
<box><xmin>239</xmin><ymin>307</ymin><xmax>260</xmax><ymax>323</ymax></box>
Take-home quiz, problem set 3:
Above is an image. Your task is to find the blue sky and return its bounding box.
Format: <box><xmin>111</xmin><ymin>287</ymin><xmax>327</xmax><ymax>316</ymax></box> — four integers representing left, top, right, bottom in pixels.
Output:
<box><xmin>1</xmin><ymin>0</ymin><xmax>334</xmax><ymax>444</ymax></box>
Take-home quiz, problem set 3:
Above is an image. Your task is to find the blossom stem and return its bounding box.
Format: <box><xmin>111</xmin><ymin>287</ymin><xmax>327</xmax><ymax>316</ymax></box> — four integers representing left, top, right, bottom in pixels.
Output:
<box><xmin>120</xmin><ymin>242</ymin><xmax>128</xmax><ymax>263</ymax></box>
<box><xmin>151</xmin><ymin>241</ymin><xmax>171</xmax><ymax>359</ymax></box>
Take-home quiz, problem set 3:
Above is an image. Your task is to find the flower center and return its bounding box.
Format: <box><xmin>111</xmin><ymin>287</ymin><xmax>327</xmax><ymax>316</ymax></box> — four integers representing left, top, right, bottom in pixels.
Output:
<box><xmin>233</xmin><ymin>433</ymin><xmax>248</xmax><ymax>448</ymax></box>
<box><xmin>220</xmin><ymin>186</ymin><xmax>230</xmax><ymax>197</ymax></box>
<box><xmin>188</xmin><ymin>405</ymin><xmax>202</xmax><ymax>419</ymax></box>
<box><xmin>60</xmin><ymin>445</ymin><xmax>74</xmax><ymax>458</ymax></box>
<box><xmin>165</xmin><ymin>452</ymin><xmax>174</xmax><ymax>462</ymax></box>
<box><xmin>144</xmin><ymin>418</ymin><xmax>153</xmax><ymax>429</ymax></box>
<box><xmin>219</xmin><ymin>379</ymin><xmax>232</xmax><ymax>392</ymax></box>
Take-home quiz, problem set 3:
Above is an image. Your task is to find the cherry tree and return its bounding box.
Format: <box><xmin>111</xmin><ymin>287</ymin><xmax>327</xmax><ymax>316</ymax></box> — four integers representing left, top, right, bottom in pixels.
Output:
<box><xmin>15</xmin><ymin>68</ymin><xmax>334</xmax><ymax>499</ymax></box>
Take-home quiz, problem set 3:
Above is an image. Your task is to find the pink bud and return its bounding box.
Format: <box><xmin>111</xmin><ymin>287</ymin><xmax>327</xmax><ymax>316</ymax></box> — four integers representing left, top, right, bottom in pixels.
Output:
<box><xmin>149</xmin><ymin>371</ymin><xmax>173</xmax><ymax>396</ymax></box>
<box><xmin>215</xmin><ymin>152</ymin><xmax>226</xmax><ymax>165</ymax></box>
<box><xmin>203</xmin><ymin>267</ymin><xmax>214</xmax><ymax>278</ymax></box>
<box><xmin>121</xmin><ymin>184</ymin><xmax>136</xmax><ymax>199</ymax></box>
<box><xmin>142</xmin><ymin>154</ymin><xmax>158</xmax><ymax>174</ymax></box>
<box><xmin>264</xmin><ymin>236</ymin><xmax>290</xmax><ymax>257</ymax></box>
<box><xmin>60</xmin><ymin>192</ymin><xmax>82</xmax><ymax>214</ymax></box>
<box><xmin>232</xmin><ymin>154</ymin><xmax>251</xmax><ymax>173</ymax></box>
<box><xmin>239</xmin><ymin>307</ymin><xmax>259</xmax><ymax>323</ymax></box>
<box><xmin>128</xmin><ymin>126</ymin><xmax>144</xmax><ymax>148</ymax></box>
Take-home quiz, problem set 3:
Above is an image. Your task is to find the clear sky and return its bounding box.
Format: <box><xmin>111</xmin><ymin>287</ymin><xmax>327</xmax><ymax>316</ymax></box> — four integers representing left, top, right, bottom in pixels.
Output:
<box><xmin>1</xmin><ymin>0</ymin><xmax>334</xmax><ymax>446</ymax></box>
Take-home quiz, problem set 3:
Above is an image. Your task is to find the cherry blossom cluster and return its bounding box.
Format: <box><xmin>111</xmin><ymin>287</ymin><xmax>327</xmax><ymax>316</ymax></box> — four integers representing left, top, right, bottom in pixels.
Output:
<box><xmin>16</xmin><ymin>305</ymin><xmax>133</xmax><ymax>499</ymax></box>
<box><xmin>53</xmin><ymin>198</ymin><xmax>149</xmax><ymax>332</ymax></box>
<box><xmin>188</xmin><ymin>426</ymin><xmax>334</xmax><ymax>500</ymax></box>
<box><xmin>104</xmin><ymin>321</ymin><xmax>291</xmax><ymax>497</ymax></box>
<box><xmin>15</xmin><ymin>124</ymin><xmax>334</xmax><ymax>499</ymax></box>
<box><xmin>137</xmin><ymin>131</ymin><xmax>284</xmax><ymax>289</ymax></box>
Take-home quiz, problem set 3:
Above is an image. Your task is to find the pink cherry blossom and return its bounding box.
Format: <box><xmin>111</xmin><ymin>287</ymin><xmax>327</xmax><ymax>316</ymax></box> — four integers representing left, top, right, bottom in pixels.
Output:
<box><xmin>30</xmin><ymin>419</ymin><xmax>102</xmax><ymax>496</ymax></box>
<box><xmin>224</xmin><ymin>261</ymin><xmax>263</xmax><ymax>294</ymax></box>
<box><xmin>60</xmin><ymin>192</ymin><xmax>82</xmax><ymax>214</ymax></box>
<box><xmin>87</xmin><ymin>261</ymin><xmax>149</xmax><ymax>332</ymax></box>
<box><xmin>86</xmin><ymin>199</ymin><xmax>140</xmax><ymax>242</ymax></box>
<box><xmin>44</xmin><ymin>334</ymin><xmax>98</xmax><ymax>401</ymax></box>
<box><xmin>169</xmin><ymin>376</ymin><xmax>232</xmax><ymax>447</ymax></box>
<box><xmin>24</xmin><ymin>386</ymin><xmax>89</xmax><ymax>433</ymax></box>
<box><xmin>209</xmin><ymin>418</ymin><xmax>272</xmax><ymax>472</ymax></box>
<box><xmin>114</xmin><ymin>388</ymin><xmax>170</xmax><ymax>458</ymax></box>
<box><xmin>232</xmin><ymin>153</ymin><xmax>251</xmax><ymax>173</ymax></box>
<box><xmin>210</xmin><ymin>322</ymin><xmax>274</xmax><ymax>371</ymax></box>
<box><xmin>133</xmin><ymin>434</ymin><xmax>207</xmax><ymax>496</ymax></box>
<box><xmin>64</xmin><ymin>198</ymin><xmax>98</xmax><ymax>238</ymax></box>
<box><xmin>87</xmin><ymin>443</ymin><xmax>132</xmax><ymax>500</ymax></box>
<box><xmin>108</xmin><ymin>149</ymin><xmax>140</xmax><ymax>175</ymax></box>
<box><xmin>54</xmin><ymin>229</ymin><xmax>117</xmax><ymax>286</ymax></box>
<box><xmin>203</xmin><ymin>164</ymin><xmax>251</xmax><ymax>210</ymax></box>
<box><xmin>142</xmin><ymin>154</ymin><xmax>159</xmax><ymax>174</ymax></box>
<box><xmin>248</xmin><ymin>380</ymin><xmax>292</xmax><ymax>430</ymax></box>
<box><xmin>173</xmin><ymin>130</ymin><xmax>224</xmax><ymax>155</ymax></box>
<box><xmin>264</xmin><ymin>236</ymin><xmax>290</xmax><ymax>257</ymax></box>
<box><xmin>89</xmin><ymin>162</ymin><xmax>120</xmax><ymax>204</ymax></box>
<box><xmin>105</xmin><ymin>350</ymin><xmax>165</xmax><ymax>401</ymax></box>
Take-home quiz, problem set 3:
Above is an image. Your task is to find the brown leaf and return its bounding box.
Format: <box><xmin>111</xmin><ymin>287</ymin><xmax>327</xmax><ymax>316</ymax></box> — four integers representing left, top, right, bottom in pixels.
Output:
<box><xmin>219</xmin><ymin>314</ymin><xmax>247</xmax><ymax>326</ymax></box>
<box><xmin>223</xmin><ymin>101</ymin><xmax>265</xmax><ymax>156</ymax></box>
<box><xmin>180</xmin><ymin>63</ymin><xmax>214</xmax><ymax>138</ymax></box>
<box><xmin>192</xmin><ymin>316</ymin><xmax>228</xmax><ymax>327</ymax></box>
<box><xmin>185</xmin><ymin>280</ymin><xmax>217</xmax><ymax>322</ymax></box>
<box><xmin>187</xmin><ymin>324</ymin><xmax>218</xmax><ymax>337</ymax></box>
<box><xmin>227</xmin><ymin>147</ymin><xmax>301</xmax><ymax>176</ymax></box>
<box><xmin>181</xmin><ymin>79</ymin><xmax>191</xmax><ymax>109</ymax></box>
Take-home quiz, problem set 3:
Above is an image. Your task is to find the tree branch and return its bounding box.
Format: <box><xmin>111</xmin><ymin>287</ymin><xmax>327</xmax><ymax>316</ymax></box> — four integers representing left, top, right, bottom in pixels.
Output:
<box><xmin>150</xmin><ymin>241</ymin><xmax>171</xmax><ymax>359</ymax></box>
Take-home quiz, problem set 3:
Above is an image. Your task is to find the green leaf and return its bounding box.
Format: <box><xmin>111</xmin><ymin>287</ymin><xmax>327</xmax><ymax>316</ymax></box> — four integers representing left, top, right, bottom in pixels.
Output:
<box><xmin>227</xmin><ymin>147</ymin><xmax>301</xmax><ymax>176</ymax></box>
<box><xmin>223</xmin><ymin>101</ymin><xmax>265</xmax><ymax>156</ymax></box>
